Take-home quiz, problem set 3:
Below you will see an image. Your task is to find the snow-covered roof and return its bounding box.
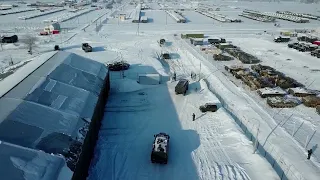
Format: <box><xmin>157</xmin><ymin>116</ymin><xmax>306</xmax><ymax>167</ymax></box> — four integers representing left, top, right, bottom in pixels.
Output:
<box><xmin>0</xmin><ymin>51</ymin><xmax>108</xmax><ymax>178</ymax></box>
<box><xmin>154</xmin><ymin>136</ymin><xmax>168</xmax><ymax>153</ymax></box>
<box><xmin>0</xmin><ymin>141</ymin><xmax>68</xmax><ymax>180</ymax></box>
<box><xmin>258</xmin><ymin>87</ymin><xmax>287</xmax><ymax>95</ymax></box>
<box><xmin>289</xmin><ymin>87</ymin><xmax>315</xmax><ymax>94</ymax></box>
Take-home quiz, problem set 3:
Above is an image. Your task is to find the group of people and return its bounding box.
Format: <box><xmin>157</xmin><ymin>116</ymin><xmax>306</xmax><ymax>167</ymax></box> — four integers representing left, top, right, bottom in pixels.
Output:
<box><xmin>171</xmin><ymin>72</ymin><xmax>197</xmax><ymax>81</ymax></box>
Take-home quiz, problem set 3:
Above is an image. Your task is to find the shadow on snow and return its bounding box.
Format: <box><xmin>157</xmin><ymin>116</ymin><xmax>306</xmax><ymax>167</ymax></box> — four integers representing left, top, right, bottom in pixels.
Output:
<box><xmin>88</xmin><ymin>64</ymin><xmax>200</xmax><ymax>180</ymax></box>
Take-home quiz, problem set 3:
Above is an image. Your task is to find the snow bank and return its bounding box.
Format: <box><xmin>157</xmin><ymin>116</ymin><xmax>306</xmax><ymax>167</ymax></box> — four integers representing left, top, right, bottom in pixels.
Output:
<box><xmin>10</xmin><ymin>152</ymin><xmax>63</xmax><ymax>180</ymax></box>
<box><xmin>57</xmin><ymin>163</ymin><xmax>73</xmax><ymax>180</ymax></box>
<box><xmin>110</xmin><ymin>78</ymin><xmax>156</xmax><ymax>93</ymax></box>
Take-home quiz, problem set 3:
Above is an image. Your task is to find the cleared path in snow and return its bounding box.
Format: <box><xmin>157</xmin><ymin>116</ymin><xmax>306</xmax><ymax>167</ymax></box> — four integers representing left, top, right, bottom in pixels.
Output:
<box><xmin>170</xmin><ymin>35</ymin><xmax>320</xmax><ymax>180</ymax></box>
<box><xmin>88</xmin><ymin>78</ymin><xmax>278</xmax><ymax>180</ymax></box>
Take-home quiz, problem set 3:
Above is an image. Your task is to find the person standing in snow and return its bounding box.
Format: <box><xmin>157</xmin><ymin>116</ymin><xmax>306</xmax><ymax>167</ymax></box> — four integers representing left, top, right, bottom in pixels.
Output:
<box><xmin>307</xmin><ymin>149</ymin><xmax>313</xmax><ymax>160</ymax></box>
<box><xmin>192</xmin><ymin>113</ymin><xmax>195</xmax><ymax>121</ymax></box>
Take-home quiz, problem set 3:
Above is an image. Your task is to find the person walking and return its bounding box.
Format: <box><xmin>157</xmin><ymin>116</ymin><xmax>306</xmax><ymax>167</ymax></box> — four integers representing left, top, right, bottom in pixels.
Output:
<box><xmin>307</xmin><ymin>149</ymin><xmax>313</xmax><ymax>160</ymax></box>
<box><xmin>192</xmin><ymin>113</ymin><xmax>195</xmax><ymax>121</ymax></box>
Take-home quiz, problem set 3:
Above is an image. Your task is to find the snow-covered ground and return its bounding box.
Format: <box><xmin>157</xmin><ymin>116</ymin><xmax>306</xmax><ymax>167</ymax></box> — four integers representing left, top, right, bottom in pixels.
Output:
<box><xmin>1</xmin><ymin>0</ymin><xmax>320</xmax><ymax>179</ymax></box>
<box><xmin>88</xmin><ymin>77</ymin><xmax>278</xmax><ymax>180</ymax></box>
<box><xmin>63</xmin><ymin>30</ymin><xmax>276</xmax><ymax>179</ymax></box>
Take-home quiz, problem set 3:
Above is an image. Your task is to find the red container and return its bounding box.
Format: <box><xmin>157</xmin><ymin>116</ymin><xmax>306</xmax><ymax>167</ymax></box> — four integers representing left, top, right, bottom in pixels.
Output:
<box><xmin>52</xmin><ymin>30</ymin><xmax>60</xmax><ymax>34</ymax></box>
<box><xmin>312</xmin><ymin>41</ymin><xmax>320</xmax><ymax>46</ymax></box>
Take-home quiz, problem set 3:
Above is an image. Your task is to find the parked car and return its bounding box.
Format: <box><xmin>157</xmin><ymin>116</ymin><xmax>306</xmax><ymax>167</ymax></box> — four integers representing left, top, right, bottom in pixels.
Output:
<box><xmin>159</xmin><ymin>39</ymin><xmax>165</xmax><ymax>46</ymax></box>
<box><xmin>311</xmin><ymin>49</ymin><xmax>320</xmax><ymax>58</ymax></box>
<box><xmin>82</xmin><ymin>43</ymin><xmax>92</xmax><ymax>52</ymax></box>
<box><xmin>305</xmin><ymin>44</ymin><xmax>318</xmax><ymax>52</ymax></box>
<box><xmin>274</xmin><ymin>36</ymin><xmax>290</xmax><ymax>43</ymax></box>
<box><xmin>288</xmin><ymin>42</ymin><xmax>298</xmax><ymax>48</ymax></box>
<box><xmin>1</xmin><ymin>35</ymin><xmax>18</xmax><ymax>43</ymax></box>
<box><xmin>199</xmin><ymin>103</ymin><xmax>218</xmax><ymax>112</ymax></box>
<box><xmin>40</xmin><ymin>31</ymin><xmax>49</xmax><ymax>36</ymax></box>
<box><xmin>107</xmin><ymin>61</ymin><xmax>130</xmax><ymax>71</ymax></box>
<box><xmin>175</xmin><ymin>79</ymin><xmax>189</xmax><ymax>95</ymax></box>
<box><xmin>208</xmin><ymin>38</ymin><xmax>226</xmax><ymax>45</ymax></box>
<box><xmin>151</xmin><ymin>132</ymin><xmax>170</xmax><ymax>164</ymax></box>
<box><xmin>161</xmin><ymin>53</ymin><xmax>170</xmax><ymax>59</ymax></box>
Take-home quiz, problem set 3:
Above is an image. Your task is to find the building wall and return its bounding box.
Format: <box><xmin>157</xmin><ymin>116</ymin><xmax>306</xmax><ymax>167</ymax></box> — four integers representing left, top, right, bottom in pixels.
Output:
<box><xmin>72</xmin><ymin>72</ymin><xmax>110</xmax><ymax>180</ymax></box>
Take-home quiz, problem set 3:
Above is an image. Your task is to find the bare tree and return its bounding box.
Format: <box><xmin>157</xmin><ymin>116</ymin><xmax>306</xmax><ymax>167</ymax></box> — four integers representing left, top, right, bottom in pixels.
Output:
<box><xmin>21</xmin><ymin>34</ymin><xmax>37</xmax><ymax>55</ymax></box>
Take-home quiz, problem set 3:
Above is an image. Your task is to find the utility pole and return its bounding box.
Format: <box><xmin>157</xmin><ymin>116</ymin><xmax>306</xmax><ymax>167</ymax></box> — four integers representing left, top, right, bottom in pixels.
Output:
<box><xmin>199</xmin><ymin>62</ymin><xmax>201</xmax><ymax>81</ymax></box>
<box><xmin>166</xmin><ymin>11</ymin><xmax>167</xmax><ymax>25</ymax></box>
<box><xmin>137</xmin><ymin>20</ymin><xmax>140</xmax><ymax>35</ymax></box>
<box><xmin>292</xmin><ymin>121</ymin><xmax>296</xmax><ymax>136</ymax></box>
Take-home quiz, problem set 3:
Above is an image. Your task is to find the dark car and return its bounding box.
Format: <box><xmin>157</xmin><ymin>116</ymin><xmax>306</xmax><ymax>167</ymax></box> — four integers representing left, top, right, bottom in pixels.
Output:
<box><xmin>107</xmin><ymin>61</ymin><xmax>130</xmax><ymax>71</ymax></box>
<box><xmin>311</xmin><ymin>49</ymin><xmax>320</xmax><ymax>56</ymax></box>
<box><xmin>1</xmin><ymin>35</ymin><xmax>18</xmax><ymax>43</ymax></box>
<box><xmin>305</xmin><ymin>44</ymin><xmax>318</xmax><ymax>52</ymax></box>
<box><xmin>175</xmin><ymin>79</ymin><xmax>189</xmax><ymax>95</ymax></box>
<box><xmin>199</xmin><ymin>103</ymin><xmax>218</xmax><ymax>112</ymax></box>
<box><xmin>161</xmin><ymin>53</ymin><xmax>170</xmax><ymax>59</ymax></box>
<box><xmin>274</xmin><ymin>36</ymin><xmax>290</xmax><ymax>43</ymax></box>
<box><xmin>151</xmin><ymin>132</ymin><xmax>170</xmax><ymax>164</ymax></box>
<box><xmin>82</xmin><ymin>43</ymin><xmax>92</xmax><ymax>52</ymax></box>
<box><xmin>208</xmin><ymin>38</ymin><xmax>226</xmax><ymax>45</ymax></box>
<box><xmin>54</xmin><ymin>45</ymin><xmax>60</xmax><ymax>51</ymax></box>
<box><xmin>159</xmin><ymin>39</ymin><xmax>166</xmax><ymax>46</ymax></box>
<box><xmin>288</xmin><ymin>42</ymin><xmax>298</xmax><ymax>48</ymax></box>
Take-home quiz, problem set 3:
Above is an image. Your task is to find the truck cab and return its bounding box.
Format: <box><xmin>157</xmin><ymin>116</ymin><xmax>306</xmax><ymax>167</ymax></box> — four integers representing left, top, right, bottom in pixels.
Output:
<box><xmin>175</xmin><ymin>79</ymin><xmax>189</xmax><ymax>95</ymax></box>
<box><xmin>82</xmin><ymin>43</ymin><xmax>92</xmax><ymax>52</ymax></box>
<box><xmin>199</xmin><ymin>103</ymin><xmax>218</xmax><ymax>112</ymax></box>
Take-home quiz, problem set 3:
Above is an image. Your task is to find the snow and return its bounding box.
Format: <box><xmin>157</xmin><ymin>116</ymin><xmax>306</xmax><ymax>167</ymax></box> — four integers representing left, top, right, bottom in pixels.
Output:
<box><xmin>57</xmin><ymin>163</ymin><xmax>73</xmax><ymax>180</ymax></box>
<box><xmin>289</xmin><ymin>87</ymin><xmax>316</xmax><ymax>94</ymax></box>
<box><xmin>1</xmin><ymin>0</ymin><xmax>320</xmax><ymax>179</ymax></box>
<box><xmin>88</xmin><ymin>77</ymin><xmax>278</xmax><ymax>180</ymax></box>
<box><xmin>82</xmin><ymin>31</ymin><xmax>279</xmax><ymax>180</ymax></box>
<box><xmin>258</xmin><ymin>87</ymin><xmax>287</xmax><ymax>95</ymax></box>
<box><xmin>153</xmin><ymin>135</ymin><xmax>168</xmax><ymax>153</ymax></box>
<box><xmin>0</xmin><ymin>51</ymin><xmax>57</xmax><ymax>98</ymax></box>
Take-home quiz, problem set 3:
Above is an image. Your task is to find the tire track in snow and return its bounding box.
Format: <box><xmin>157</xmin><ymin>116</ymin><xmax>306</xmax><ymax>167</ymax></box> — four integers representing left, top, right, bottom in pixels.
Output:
<box><xmin>172</xmin><ymin>36</ymin><xmax>251</xmax><ymax>180</ymax></box>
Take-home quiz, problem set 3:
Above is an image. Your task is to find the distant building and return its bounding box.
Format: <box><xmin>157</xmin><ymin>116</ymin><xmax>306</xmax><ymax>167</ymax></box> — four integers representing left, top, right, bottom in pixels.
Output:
<box><xmin>44</xmin><ymin>22</ymin><xmax>61</xmax><ymax>33</ymax></box>
<box><xmin>119</xmin><ymin>14</ymin><xmax>126</xmax><ymax>21</ymax></box>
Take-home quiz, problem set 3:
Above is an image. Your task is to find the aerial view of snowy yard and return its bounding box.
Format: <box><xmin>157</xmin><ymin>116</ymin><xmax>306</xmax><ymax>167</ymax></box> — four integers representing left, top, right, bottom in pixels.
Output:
<box><xmin>0</xmin><ymin>0</ymin><xmax>320</xmax><ymax>180</ymax></box>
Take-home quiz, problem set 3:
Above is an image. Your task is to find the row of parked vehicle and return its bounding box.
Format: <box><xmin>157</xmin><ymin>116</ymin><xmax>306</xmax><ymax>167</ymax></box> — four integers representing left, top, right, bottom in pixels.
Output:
<box><xmin>288</xmin><ymin>42</ymin><xmax>320</xmax><ymax>58</ymax></box>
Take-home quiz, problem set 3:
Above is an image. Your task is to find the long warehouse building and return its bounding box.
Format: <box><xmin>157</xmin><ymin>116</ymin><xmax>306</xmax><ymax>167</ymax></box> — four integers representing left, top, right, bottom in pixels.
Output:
<box><xmin>0</xmin><ymin>51</ymin><xmax>110</xmax><ymax>180</ymax></box>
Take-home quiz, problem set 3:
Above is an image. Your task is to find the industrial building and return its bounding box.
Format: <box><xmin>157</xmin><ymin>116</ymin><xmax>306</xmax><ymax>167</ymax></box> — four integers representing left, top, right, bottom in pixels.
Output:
<box><xmin>0</xmin><ymin>51</ymin><xmax>110</xmax><ymax>180</ymax></box>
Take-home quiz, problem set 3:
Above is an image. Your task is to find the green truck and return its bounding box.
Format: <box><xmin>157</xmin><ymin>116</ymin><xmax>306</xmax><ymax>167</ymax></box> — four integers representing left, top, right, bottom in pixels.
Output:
<box><xmin>181</xmin><ymin>33</ymin><xmax>204</xmax><ymax>39</ymax></box>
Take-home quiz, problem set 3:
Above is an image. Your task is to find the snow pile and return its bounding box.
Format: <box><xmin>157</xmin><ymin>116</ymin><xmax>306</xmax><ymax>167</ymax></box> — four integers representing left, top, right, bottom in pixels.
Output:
<box><xmin>110</xmin><ymin>78</ymin><xmax>154</xmax><ymax>93</ymax></box>
<box><xmin>258</xmin><ymin>87</ymin><xmax>287</xmax><ymax>95</ymax></box>
<box><xmin>10</xmin><ymin>152</ymin><xmax>63</xmax><ymax>180</ymax></box>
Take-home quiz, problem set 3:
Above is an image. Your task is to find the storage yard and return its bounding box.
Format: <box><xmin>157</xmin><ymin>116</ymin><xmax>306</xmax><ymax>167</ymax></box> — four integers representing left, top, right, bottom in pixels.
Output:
<box><xmin>1</xmin><ymin>0</ymin><xmax>320</xmax><ymax>180</ymax></box>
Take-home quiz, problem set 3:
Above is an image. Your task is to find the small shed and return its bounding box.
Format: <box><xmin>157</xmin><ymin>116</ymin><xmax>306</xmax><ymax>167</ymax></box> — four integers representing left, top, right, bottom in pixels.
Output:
<box><xmin>138</xmin><ymin>74</ymin><xmax>161</xmax><ymax>85</ymax></box>
<box><xmin>119</xmin><ymin>14</ymin><xmax>126</xmax><ymax>21</ymax></box>
<box><xmin>44</xmin><ymin>22</ymin><xmax>61</xmax><ymax>33</ymax></box>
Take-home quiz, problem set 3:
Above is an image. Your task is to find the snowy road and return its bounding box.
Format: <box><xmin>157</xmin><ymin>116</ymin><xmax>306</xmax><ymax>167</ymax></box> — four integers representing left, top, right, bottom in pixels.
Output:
<box><xmin>83</xmin><ymin>31</ymin><xmax>278</xmax><ymax>179</ymax></box>
<box><xmin>88</xmin><ymin>78</ymin><xmax>278</xmax><ymax>180</ymax></box>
